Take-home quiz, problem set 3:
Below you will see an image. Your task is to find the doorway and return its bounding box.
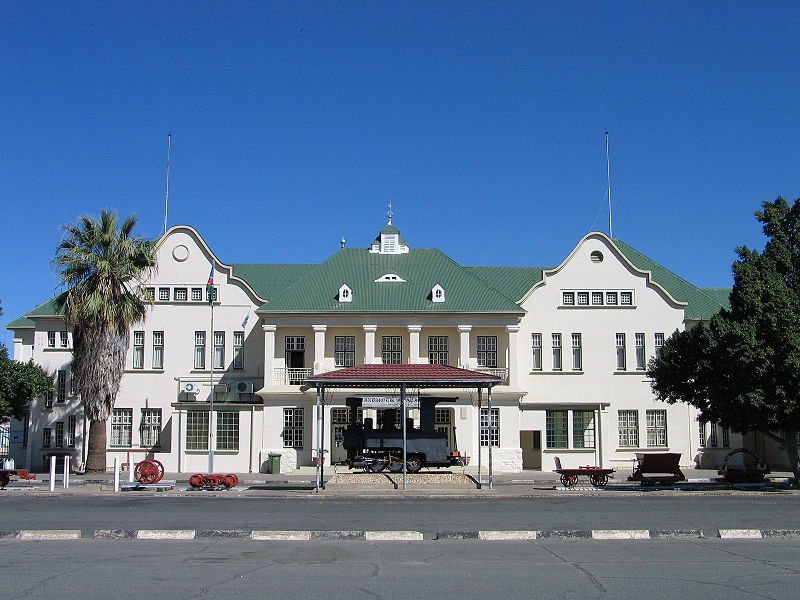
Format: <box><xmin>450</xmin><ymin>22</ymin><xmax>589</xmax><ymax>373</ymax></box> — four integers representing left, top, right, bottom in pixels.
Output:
<box><xmin>520</xmin><ymin>430</ymin><xmax>542</xmax><ymax>470</ymax></box>
<box><xmin>435</xmin><ymin>407</ymin><xmax>456</xmax><ymax>453</ymax></box>
<box><xmin>285</xmin><ymin>336</ymin><xmax>305</xmax><ymax>384</ymax></box>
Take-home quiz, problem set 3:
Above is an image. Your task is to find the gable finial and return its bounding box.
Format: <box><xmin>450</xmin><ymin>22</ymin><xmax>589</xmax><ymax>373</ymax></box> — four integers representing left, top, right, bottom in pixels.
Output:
<box><xmin>387</xmin><ymin>200</ymin><xmax>393</xmax><ymax>225</ymax></box>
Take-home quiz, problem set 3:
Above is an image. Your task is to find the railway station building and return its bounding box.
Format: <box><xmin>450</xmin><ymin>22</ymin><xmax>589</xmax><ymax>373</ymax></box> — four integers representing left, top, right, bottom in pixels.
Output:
<box><xmin>5</xmin><ymin>220</ymin><xmax>738</xmax><ymax>474</ymax></box>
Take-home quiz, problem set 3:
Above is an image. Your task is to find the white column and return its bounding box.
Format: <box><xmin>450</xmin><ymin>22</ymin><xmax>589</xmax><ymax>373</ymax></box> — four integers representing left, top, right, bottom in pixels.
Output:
<box><xmin>263</xmin><ymin>324</ymin><xmax>276</xmax><ymax>385</ymax></box>
<box><xmin>312</xmin><ymin>325</ymin><xmax>327</xmax><ymax>374</ymax></box>
<box><xmin>12</xmin><ymin>337</ymin><xmax>23</xmax><ymax>361</ymax></box>
<box><xmin>363</xmin><ymin>325</ymin><xmax>377</xmax><ymax>364</ymax></box>
<box><xmin>458</xmin><ymin>325</ymin><xmax>472</xmax><ymax>369</ymax></box>
<box><xmin>506</xmin><ymin>325</ymin><xmax>520</xmax><ymax>387</ymax></box>
<box><xmin>407</xmin><ymin>325</ymin><xmax>422</xmax><ymax>364</ymax></box>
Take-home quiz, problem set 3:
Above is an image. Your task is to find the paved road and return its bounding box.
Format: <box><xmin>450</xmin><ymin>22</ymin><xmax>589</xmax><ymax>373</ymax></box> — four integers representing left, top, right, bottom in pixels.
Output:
<box><xmin>2</xmin><ymin>494</ymin><xmax>799</xmax><ymax>533</ymax></box>
<box><xmin>3</xmin><ymin>538</ymin><xmax>800</xmax><ymax>600</ymax></box>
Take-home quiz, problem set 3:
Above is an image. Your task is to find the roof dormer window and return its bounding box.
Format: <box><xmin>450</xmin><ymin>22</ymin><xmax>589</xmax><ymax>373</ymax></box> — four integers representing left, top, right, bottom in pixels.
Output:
<box><xmin>374</xmin><ymin>273</ymin><xmax>406</xmax><ymax>283</ymax></box>
<box><xmin>338</xmin><ymin>284</ymin><xmax>353</xmax><ymax>303</ymax></box>
<box><xmin>432</xmin><ymin>284</ymin><xmax>445</xmax><ymax>303</ymax></box>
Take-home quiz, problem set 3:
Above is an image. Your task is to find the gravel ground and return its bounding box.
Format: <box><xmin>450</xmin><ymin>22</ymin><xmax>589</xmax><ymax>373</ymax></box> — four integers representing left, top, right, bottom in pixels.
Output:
<box><xmin>327</xmin><ymin>472</ymin><xmax>476</xmax><ymax>487</ymax></box>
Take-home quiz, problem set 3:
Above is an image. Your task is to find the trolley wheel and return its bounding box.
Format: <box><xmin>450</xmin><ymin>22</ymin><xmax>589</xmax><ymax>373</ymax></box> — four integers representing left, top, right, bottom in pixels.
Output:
<box><xmin>135</xmin><ymin>460</ymin><xmax>160</xmax><ymax>484</ymax></box>
<box><xmin>228</xmin><ymin>473</ymin><xmax>239</xmax><ymax>487</ymax></box>
<box><xmin>368</xmin><ymin>461</ymin><xmax>386</xmax><ymax>473</ymax></box>
<box><xmin>189</xmin><ymin>473</ymin><xmax>205</xmax><ymax>488</ymax></box>
<box><xmin>560</xmin><ymin>474</ymin><xmax>578</xmax><ymax>487</ymax></box>
<box><xmin>590</xmin><ymin>474</ymin><xmax>609</xmax><ymax>487</ymax></box>
<box><xmin>406</xmin><ymin>455</ymin><xmax>423</xmax><ymax>474</ymax></box>
<box><xmin>0</xmin><ymin>473</ymin><xmax>10</xmax><ymax>488</ymax></box>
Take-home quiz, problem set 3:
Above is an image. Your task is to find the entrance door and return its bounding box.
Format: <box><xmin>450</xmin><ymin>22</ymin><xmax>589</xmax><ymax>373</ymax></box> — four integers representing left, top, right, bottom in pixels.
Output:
<box><xmin>285</xmin><ymin>336</ymin><xmax>305</xmax><ymax>384</ymax></box>
<box><xmin>435</xmin><ymin>408</ymin><xmax>455</xmax><ymax>453</ymax></box>
<box><xmin>520</xmin><ymin>430</ymin><xmax>542</xmax><ymax>470</ymax></box>
<box><xmin>330</xmin><ymin>408</ymin><xmax>349</xmax><ymax>465</ymax></box>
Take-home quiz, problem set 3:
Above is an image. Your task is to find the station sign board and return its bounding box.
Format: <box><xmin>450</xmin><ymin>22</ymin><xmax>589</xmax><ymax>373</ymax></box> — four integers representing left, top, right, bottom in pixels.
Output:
<box><xmin>358</xmin><ymin>395</ymin><xmax>420</xmax><ymax>408</ymax></box>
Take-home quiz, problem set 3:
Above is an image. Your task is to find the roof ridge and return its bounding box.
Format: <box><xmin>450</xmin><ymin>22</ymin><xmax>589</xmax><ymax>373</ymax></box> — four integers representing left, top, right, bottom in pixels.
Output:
<box><xmin>425</xmin><ymin>249</ymin><xmax>523</xmax><ymax>306</ymax></box>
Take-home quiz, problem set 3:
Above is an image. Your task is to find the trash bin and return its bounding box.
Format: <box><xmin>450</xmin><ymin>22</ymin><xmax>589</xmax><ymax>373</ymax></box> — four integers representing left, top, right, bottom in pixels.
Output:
<box><xmin>268</xmin><ymin>453</ymin><xmax>282</xmax><ymax>474</ymax></box>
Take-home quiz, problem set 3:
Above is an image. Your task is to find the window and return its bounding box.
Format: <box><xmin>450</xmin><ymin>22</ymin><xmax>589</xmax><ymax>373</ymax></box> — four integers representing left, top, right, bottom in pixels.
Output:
<box><xmin>140</xmin><ymin>408</ymin><xmax>161</xmax><ymax>448</ymax></box>
<box><xmin>646</xmin><ymin>409</ymin><xmax>667</xmax><ymax>447</ymax></box>
<box><xmin>618</xmin><ymin>410</ymin><xmax>639</xmax><ymax>447</ymax></box>
<box><xmin>722</xmin><ymin>426</ymin><xmax>730</xmax><ymax>447</ymax></box>
<box><xmin>577</xmin><ymin>292</ymin><xmax>589</xmax><ymax>306</ymax></box>
<box><xmin>531</xmin><ymin>333</ymin><xmax>542</xmax><ymax>371</ymax></box>
<box><xmin>69</xmin><ymin>369</ymin><xmax>77</xmax><ymax>397</ymax></box>
<box><xmin>335</xmin><ymin>336</ymin><xmax>355</xmax><ymax>368</ymax></box>
<box><xmin>174</xmin><ymin>287</ymin><xmax>188</xmax><ymax>301</ymax></box>
<box><xmin>428</xmin><ymin>336</ymin><xmax>448</xmax><ymax>365</ymax></box>
<box><xmin>42</xmin><ymin>428</ymin><xmax>52</xmax><ymax>448</ymax></box>
<box><xmin>111</xmin><ymin>408</ymin><xmax>133</xmax><ymax>448</ymax></box>
<box><xmin>67</xmin><ymin>415</ymin><xmax>76</xmax><ymax>448</ymax></box>
<box><xmin>194</xmin><ymin>331</ymin><xmax>206</xmax><ymax>369</ymax></box>
<box><xmin>207</xmin><ymin>286</ymin><xmax>218</xmax><ymax>303</ymax></box>
<box><xmin>620</xmin><ymin>291</ymin><xmax>633</xmax><ymax>305</ymax></box>
<box><xmin>552</xmin><ymin>333</ymin><xmax>562</xmax><ymax>371</ymax></box>
<box><xmin>571</xmin><ymin>333</ymin><xmax>582</xmax><ymax>371</ymax></box>
<box><xmin>432</xmin><ymin>285</ymin><xmax>444</xmax><ymax>302</ymax></box>
<box><xmin>698</xmin><ymin>420</ymin><xmax>706</xmax><ymax>447</ymax></box>
<box><xmin>216</xmin><ymin>411</ymin><xmax>239</xmax><ymax>451</ymax></box>
<box><xmin>283</xmin><ymin>408</ymin><xmax>304</xmax><ymax>448</ymax></box>
<box><xmin>654</xmin><ymin>333</ymin><xmax>664</xmax><ymax>359</ymax></box>
<box><xmin>191</xmin><ymin>287</ymin><xmax>203</xmax><ymax>302</ymax></box>
<box><xmin>562</xmin><ymin>292</ymin><xmax>575</xmax><ymax>306</ymax></box>
<box><xmin>213</xmin><ymin>331</ymin><xmax>225</xmax><ymax>369</ymax></box>
<box><xmin>233</xmin><ymin>331</ymin><xmax>245</xmax><ymax>369</ymax></box>
<box><xmin>708</xmin><ymin>422</ymin><xmax>718</xmax><ymax>447</ymax></box>
<box><xmin>635</xmin><ymin>333</ymin><xmax>646</xmax><ymax>370</ymax></box>
<box><xmin>382</xmin><ymin>336</ymin><xmax>402</xmax><ymax>365</ymax></box>
<box><xmin>477</xmin><ymin>336</ymin><xmax>497</xmax><ymax>368</ymax></box>
<box><xmin>47</xmin><ymin>331</ymin><xmax>56</xmax><ymax>348</ymax></box>
<box><xmin>186</xmin><ymin>411</ymin><xmax>209</xmax><ymax>451</ymax></box>
<box><xmin>152</xmin><ymin>331</ymin><xmax>164</xmax><ymax>369</ymax></box>
<box><xmin>158</xmin><ymin>287</ymin><xmax>170</xmax><ymax>301</ymax></box>
<box><xmin>133</xmin><ymin>331</ymin><xmax>144</xmax><ymax>369</ymax></box>
<box><xmin>55</xmin><ymin>422</ymin><xmax>64</xmax><ymax>448</ymax></box>
<box><xmin>44</xmin><ymin>390</ymin><xmax>54</xmax><ymax>409</ymax></box>
<box><xmin>60</xmin><ymin>331</ymin><xmax>69</xmax><ymax>348</ymax></box>
<box><xmin>480</xmin><ymin>407</ymin><xmax>499</xmax><ymax>447</ymax></box>
<box><xmin>616</xmin><ymin>333</ymin><xmax>626</xmax><ymax>370</ymax></box>
<box><xmin>573</xmin><ymin>410</ymin><xmax>596</xmax><ymax>448</ymax></box>
<box><xmin>592</xmin><ymin>291</ymin><xmax>604</xmax><ymax>305</ymax></box>
<box><xmin>144</xmin><ymin>287</ymin><xmax>155</xmax><ymax>301</ymax></box>
<box><xmin>606</xmin><ymin>292</ymin><xmax>618</xmax><ymax>305</ymax></box>
<box><xmin>546</xmin><ymin>410</ymin><xmax>568</xmax><ymax>449</ymax></box>
<box><xmin>56</xmin><ymin>370</ymin><xmax>67</xmax><ymax>402</ymax></box>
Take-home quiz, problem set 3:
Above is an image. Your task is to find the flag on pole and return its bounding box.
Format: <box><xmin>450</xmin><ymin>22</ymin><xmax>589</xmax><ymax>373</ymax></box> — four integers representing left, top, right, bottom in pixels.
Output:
<box><xmin>206</xmin><ymin>264</ymin><xmax>215</xmax><ymax>304</ymax></box>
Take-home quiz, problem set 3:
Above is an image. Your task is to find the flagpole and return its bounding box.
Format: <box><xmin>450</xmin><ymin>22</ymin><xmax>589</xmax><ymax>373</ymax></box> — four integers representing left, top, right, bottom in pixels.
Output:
<box><xmin>207</xmin><ymin>266</ymin><xmax>215</xmax><ymax>473</ymax></box>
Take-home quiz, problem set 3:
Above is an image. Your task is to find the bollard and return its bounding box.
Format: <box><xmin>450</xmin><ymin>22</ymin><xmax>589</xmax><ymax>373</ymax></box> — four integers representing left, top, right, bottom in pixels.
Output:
<box><xmin>63</xmin><ymin>456</ymin><xmax>69</xmax><ymax>489</ymax></box>
<box><xmin>49</xmin><ymin>456</ymin><xmax>56</xmax><ymax>492</ymax></box>
<box><xmin>114</xmin><ymin>456</ymin><xmax>120</xmax><ymax>492</ymax></box>
<box><xmin>128</xmin><ymin>453</ymin><xmax>134</xmax><ymax>483</ymax></box>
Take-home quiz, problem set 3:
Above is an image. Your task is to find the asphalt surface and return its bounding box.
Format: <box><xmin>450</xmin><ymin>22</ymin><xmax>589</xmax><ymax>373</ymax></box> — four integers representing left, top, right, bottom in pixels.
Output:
<box><xmin>4</xmin><ymin>538</ymin><xmax>800</xmax><ymax>600</ymax></box>
<box><xmin>2</xmin><ymin>494</ymin><xmax>800</xmax><ymax>534</ymax></box>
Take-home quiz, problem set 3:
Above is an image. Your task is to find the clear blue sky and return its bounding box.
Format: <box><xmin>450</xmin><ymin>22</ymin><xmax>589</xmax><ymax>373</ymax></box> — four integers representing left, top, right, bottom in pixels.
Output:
<box><xmin>2</xmin><ymin>3</ymin><xmax>799</xmax><ymax>347</ymax></box>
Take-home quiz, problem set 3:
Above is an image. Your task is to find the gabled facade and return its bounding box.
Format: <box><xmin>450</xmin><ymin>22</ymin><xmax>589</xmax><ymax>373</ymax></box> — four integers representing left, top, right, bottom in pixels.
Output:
<box><xmin>5</xmin><ymin>222</ymin><xmax>734</xmax><ymax>474</ymax></box>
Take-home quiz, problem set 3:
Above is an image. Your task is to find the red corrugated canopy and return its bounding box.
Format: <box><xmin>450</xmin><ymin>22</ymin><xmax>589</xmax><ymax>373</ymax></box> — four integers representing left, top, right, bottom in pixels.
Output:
<box><xmin>303</xmin><ymin>363</ymin><xmax>502</xmax><ymax>388</ymax></box>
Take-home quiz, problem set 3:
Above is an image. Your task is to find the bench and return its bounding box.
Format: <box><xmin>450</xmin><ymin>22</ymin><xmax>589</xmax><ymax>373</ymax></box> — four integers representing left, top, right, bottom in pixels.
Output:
<box><xmin>627</xmin><ymin>452</ymin><xmax>685</xmax><ymax>485</ymax></box>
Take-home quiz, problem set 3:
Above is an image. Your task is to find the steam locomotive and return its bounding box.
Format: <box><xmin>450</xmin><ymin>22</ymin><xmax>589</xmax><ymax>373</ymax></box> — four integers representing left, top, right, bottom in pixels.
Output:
<box><xmin>341</xmin><ymin>396</ymin><xmax>465</xmax><ymax>473</ymax></box>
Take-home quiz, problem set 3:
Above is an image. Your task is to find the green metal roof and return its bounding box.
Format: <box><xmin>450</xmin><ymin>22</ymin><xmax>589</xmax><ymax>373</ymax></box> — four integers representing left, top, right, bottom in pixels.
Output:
<box><xmin>231</xmin><ymin>264</ymin><xmax>316</xmax><ymax>300</ymax></box>
<box><xmin>465</xmin><ymin>266</ymin><xmax>548</xmax><ymax>303</ymax></box>
<box><xmin>258</xmin><ymin>248</ymin><xmax>525</xmax><ymax>314</ymax></box>
<box><xmin>4</xmin><ymin>298</ymin><xmax>64</xmax><ymax>330</ymax></box>
<box><xmin>701</xmin><ymin>288</ymin><xmax>732</xmax><ymax>311</ymax></box>
<box><xmin>613</xmin><ymin>239</ymin><xmax>728</xmax><ymax>320</ymax></box>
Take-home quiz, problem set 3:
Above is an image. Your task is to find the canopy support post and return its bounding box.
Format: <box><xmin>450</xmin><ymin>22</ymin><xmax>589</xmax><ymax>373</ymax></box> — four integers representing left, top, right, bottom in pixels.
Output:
<box><xmin>477</xmin><ymin>386</ymin><xmax>483</xmax><ymax>490</ymax></box>
<box><xmin>401</xmin><ymin>383</ymin><xmax>407</xmax><ymax>491</ymax></box>
<box><xmin>488</xmin><ymin>385</ymin><xmax>493</xmax><ymax>490</ymax></box>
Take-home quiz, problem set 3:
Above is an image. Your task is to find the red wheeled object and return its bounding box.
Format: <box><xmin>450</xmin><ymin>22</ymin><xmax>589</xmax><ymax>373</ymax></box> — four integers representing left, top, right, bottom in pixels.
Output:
<box><xmin>134</xmin><ymin>459</ymin><xmax>165</xmax><ymax>484</ymax></box>
<box><xmin>0</xmin><ymin>468</ymin><xmax>36</xmax><ymax>488</ymax></box>
<box><xmin>553</xmin><ymin>457</ymin><xmax>615</xmax><ymax>488</ymax></box>
<box><xmin>188</xmin><ymin>473</ymin><xmax>239</xmax><ymax>489</ymax></box>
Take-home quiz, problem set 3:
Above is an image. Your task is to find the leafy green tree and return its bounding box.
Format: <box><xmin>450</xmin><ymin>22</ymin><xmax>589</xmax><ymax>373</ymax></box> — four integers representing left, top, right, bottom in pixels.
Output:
<box><xmin>54</xmin><ymin>211</ymin><xmax>156</xmax><ymax>472</ymax></box>
<box><xmin>1</xmin><ymin>301</ymin><xmax>55</xmax><ymax>422</ymax></box>
<box><xmin>648</xmin><ymin>197</ymin><xmax>800</xmax><ymax>480</ymax></box>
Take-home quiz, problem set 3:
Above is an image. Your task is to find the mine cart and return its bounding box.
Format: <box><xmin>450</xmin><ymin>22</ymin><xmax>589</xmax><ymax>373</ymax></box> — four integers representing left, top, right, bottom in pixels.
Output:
<box><xmin>553</xmin><ymin>457</ymin><xmax>615</xmax><ymax>488</ymax></box>
<box><xmin>718</xmin><ymin>448</ymin><xmax>770</xmax><ymax>484</ymax></box>
<box><xmin>627</xmin><ymin>452</ymin><xmax>686</xmax><ymax>485</ymax></box>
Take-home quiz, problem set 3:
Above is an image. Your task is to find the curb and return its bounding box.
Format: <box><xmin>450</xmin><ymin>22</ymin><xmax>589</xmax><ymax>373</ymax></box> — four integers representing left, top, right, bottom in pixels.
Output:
<box><xmin>3</xmin><ymin>528</ymin><xmax>800</xmax><ymax>541</ymax></box>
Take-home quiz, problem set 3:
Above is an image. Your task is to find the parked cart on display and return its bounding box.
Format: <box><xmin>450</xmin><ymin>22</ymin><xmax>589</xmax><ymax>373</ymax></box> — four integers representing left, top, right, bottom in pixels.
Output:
<box><xmin>553</xmin><ymin>457</ymin><xmax>615</xmax><ymax>488</ymax></box>
<box><xmin>134</xmin><ymin>459</ymin><xmax>165</xmax><ymax>484</ymax></box>
<box><xmin>0</xmin><ymin>466</ymin><xmax>36</xmax><ymax>488</ymax></box>
<box><xmin>627</xmin><ymin>452</ymin><xmax>686</xmax><ymax>485</ymax></box>
<box><xmin>718</xmin><ymin>447</ymin><xmax>770</xmax><ymax>484</ymax></box>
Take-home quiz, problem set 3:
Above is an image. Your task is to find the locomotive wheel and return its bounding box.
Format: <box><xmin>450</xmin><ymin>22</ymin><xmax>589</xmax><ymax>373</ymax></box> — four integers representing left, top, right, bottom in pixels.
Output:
<box><xmin>368</xmin><ymin>461</ymin><xmax>386</xmax><ymax>473</ymax></box>
<box><xmin>134</xmin><ymin>460</ymin><xmax>157</xmax><ymax>484</ymax></box>
<box><xmin>227</xmin><ymin>473</ymin><xmax>239</xmax><ymax>487</ymax></box>
<box><xmin>406</xmin><ymin>455</ymin><xmax>423</xmax><ymax>473</ymax></box>
<box><xmin>152</xmin><ymin>460</ymin><xmax>165</xmax><ymax>484</ymax></box>
<box><xmin>189</xmin><ymin>473</ymin><xmax>205</xmax><ymax>488</ymax></box>
<box><xmin>389</xmin><ymin>459</ymin><xmax>404</xmax><ymax>473</ymax></box>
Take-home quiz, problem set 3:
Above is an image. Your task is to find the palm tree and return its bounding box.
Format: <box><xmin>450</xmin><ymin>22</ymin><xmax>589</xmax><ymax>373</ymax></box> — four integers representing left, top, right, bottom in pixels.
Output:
<box><xmin>55</xmin><ymin>211</ymin><xmax>156</xmax><ymax>472</ymax></box>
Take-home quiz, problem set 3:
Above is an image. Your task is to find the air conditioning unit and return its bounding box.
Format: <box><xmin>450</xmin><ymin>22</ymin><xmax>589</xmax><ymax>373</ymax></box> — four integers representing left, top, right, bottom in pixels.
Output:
<box><xmin>182</xmin><ymin>381</ymin><xmax>201</xmax><ymax>394</ymax></box>
<box><xmin>236</xmin><ymin>380</ymin><xmax>254</xmax><ymax>394</ymax></box>
<box><xmin>213</xmin><ymin>383</ymin><xmax>229</xmax><ymax>393</ymax></box>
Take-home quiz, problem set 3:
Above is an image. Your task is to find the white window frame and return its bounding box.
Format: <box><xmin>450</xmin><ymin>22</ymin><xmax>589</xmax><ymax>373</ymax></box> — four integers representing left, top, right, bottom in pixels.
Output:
<box><xmin>158</xmin><ymin>287</ymin><xmax>170</xmax><ymax>301</ymax></box>
<box><xmin>552</xmin><ymin>333</ymin><xmax>562</xmax><ymax>371</ymax></box>
<box><xmin>382</xmin><ymin>336</ymin><xmax>402</xmax><ymax>365</ymax></box>
<box><xmin>618</xmin><ymin>409</ymin><xmax>639</xmax><ymax>447</ymax></box>
<box><xmin>646</xmin><ymin>409</ymin><xmax>667</xmax><ymax>447</ymax></box>
<box><xmin>635</xmin><ymin>333</ymin><xmax>646</xmax><ymax>370</ymax></box>
<box><xmin>562</xmin><ymin>292</ymin><xmax>575</xmax><ymax>306</ymax></box>
<box><xmin>233</xmin><ymin>331</ymin><xmax>245</xmax><ymax>370</ymax></box>
<box><xmin>571</xmin><ymin>333</ymin><xmax>582</xmax><ymax>371</ymax></box>
<box><xmin>605</xmin><ymin>291</ymin><xmax>618</xmax><ymax>305</ymax></box>
<box><xmin>174</xmin><ymin>287</ymin><xmax>188</xmax><ymax>301</ymax></box>
<box><xmin>616</xmin><ymin>333</ymin><xmax>626</xmax><ymax>371</ymax></box>
<box><xmin>59</xmin><ymin>331</ymin><xmax>69</xmax><ymax>348</ymax></box>
<box><xmin>592</xmin><ymin>291</ymin><xmax>604</xmax><ymax>305</ymax></box>
<box><xmin>47</xmin><ymin>331</ymin><xmax>56</xmax><ymax>348</ymax></box>
<box><xmin>545</xmin><ymin>410</ymin><xmax>568</xmax><ymax>449</ymax></box>
<box><xmin>573</xmin><ymin>410</ymin><xmax>596</xmax><ymax>449</ymax></box>
<box><xmin>428</xmin><ymin>336</ymin><xmax>448</xmax><ymax>366</ymax></box>
<box><xmin>654</xmin><ymin>332</ymin><xmax>665</xmax><ymax>359</ymax></box>
<box><xmin>42</xmin><ymin>427</ymin><xmax>52</xmax><ymax>448</ymax></box>
<box><xmin>213</xmin><ymin>331</ymin><xmax>225</xmax><ymax>369</ymax></box>
<box><xmin>191</xmin><ymin>287</ymin><xmax>203</xmax><ymax>302</ymax></box>
<box><xmin>67</xmin><ymin>415</ymin><xmax>76</xmax><ymax>448</ymax></box>
<box><xmin>186</xmin><ymin>411</ymin><xmax>209</xmax><ymax>451</ymax></box>
<box><xmin>480</xmin><ymin>407</ymin><xmax>499</xmax><ymax>447</ymax></box>
<box><xmin>56</xmin><ymin>370</ymin><xmax>67</xmax><ymax>402</ymax></box>
<box><xmin>531</xmin><ymin>333</ymin><xmax>542</xmax><ymax>371</ymax></box>
<box><xmin>55</xmin><ymin>421</ymin><xmax>64</xmax><ymax>448</ymax></box>
<box><xmin>283</xmin><ymin>408</ymin><xmax>304</xmax><ymax>449</ymax></box>
<box><xmin>577</xmin><ymin>291</ymin><xmax>589</xmax><ymax>306</ymax></box>
<box><xmin>194</xmin><ymin>331</ymin><xmax>206</xmax><ymax>370</ymax></box>
<box><xmin>620</xmin><ymin>291</ymin><xmax>633</xmax><ymax>305</ymax></box>
<box><xmin>216</xmin><ymin>411</ymin><xmax>239</xmax><ymax>451</ymax></box>
<box><xmin>111</xmin><ymin>408</ymin><xmax>133</xmax><ymax>448</ymax></box>
<box><xmin>140</xmin><ymin>408</ymin><xmax>162</xmax><ymax>448</ymax></box>
<box><xmin>133</xmin><ymin>331</ymin><xmax>144</xmax><ymax>369</ymax></box>
<box><xmin>477</xmin><ymin>336</ymin><xmax>498</xmax><ymax>368</ymax></box>
<box><xmin>152</xmin><ymin>331</ymin><xmax>164</xmax><ymax>370</ymax></box>
<box><xmin>335</xmin><ymin>336</ymin><xmax>356</xmax><ymax>368</ymax></box>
